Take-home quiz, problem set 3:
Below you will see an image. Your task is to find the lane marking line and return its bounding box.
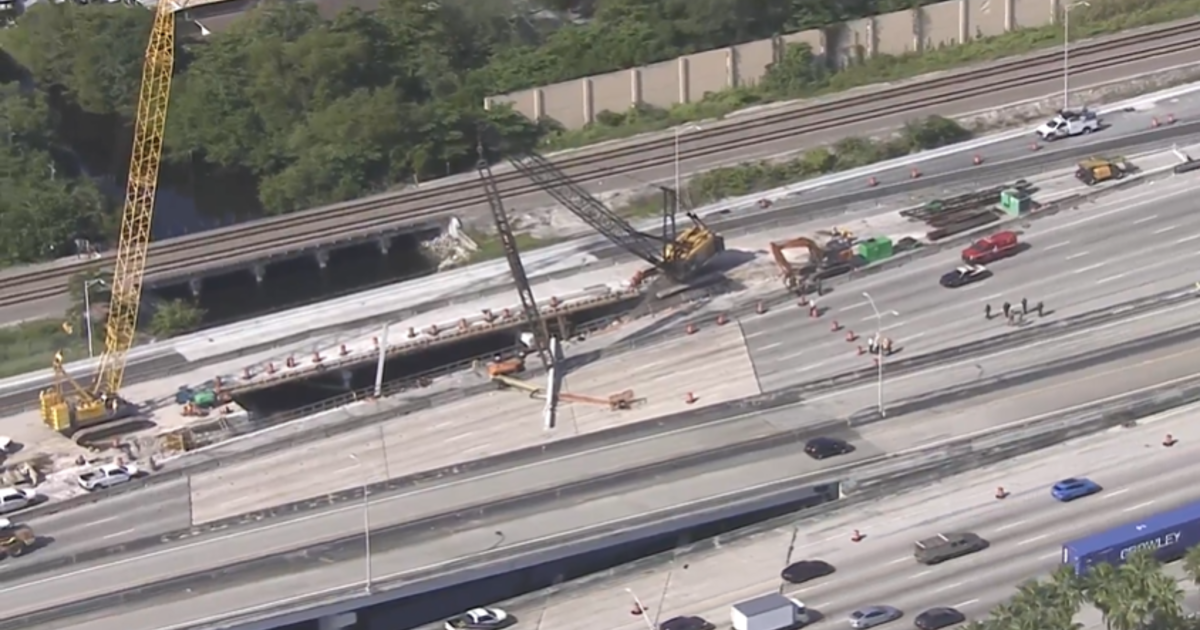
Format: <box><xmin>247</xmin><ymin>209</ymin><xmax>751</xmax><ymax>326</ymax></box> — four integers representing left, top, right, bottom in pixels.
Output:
<box><xmin>1154</xmin><ymin>225</ymin><xmax>1180</xmax><ymax>235</ymax></box>
<box><xmin>1066</xmin><ymin>251</ymin><xmax>1091</xmax><ymax>260</ymax></box>
<box><xmin>1123</xmin><ymin>500</ymin><xmax>1157</xmax><ymax>513</ymax></box>
<box><xmin>1018</xmin><ymin>533</ymin><xmax>1049</xmax><ymax>546</ymax></box>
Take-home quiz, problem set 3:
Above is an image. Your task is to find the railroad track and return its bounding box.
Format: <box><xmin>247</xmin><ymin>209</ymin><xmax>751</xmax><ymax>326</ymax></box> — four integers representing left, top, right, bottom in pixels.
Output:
<box><xmin>3</xmin><ymin>19</ymin><xmax>1200</xmax><ymax>309</ymax></box>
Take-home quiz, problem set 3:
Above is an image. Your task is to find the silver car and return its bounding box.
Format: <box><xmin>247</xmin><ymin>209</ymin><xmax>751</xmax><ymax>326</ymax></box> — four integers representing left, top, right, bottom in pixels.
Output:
<box><xmin>849</xmin><ymin>605</ymin><xmax>903</xmax><ymax>629</ymax></box>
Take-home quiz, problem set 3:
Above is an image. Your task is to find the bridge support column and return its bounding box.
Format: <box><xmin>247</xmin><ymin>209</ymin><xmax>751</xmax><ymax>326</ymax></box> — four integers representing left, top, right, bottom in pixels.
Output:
<box><xmin>340</xmin><ymin>368</ymin><xmax>353</xmax><ymax>390</ymax></box>
<box><xmin>318</xmin><ymin>612</ymin><xmax>357</xmax><ymax>630</ymax></box>
<box><xmin>314</xmin><ymin>249</ymin><xmax>331</xmax><ymax>270</ymax></box>
<box><xmin>377</xmin><ymin>236</ymin><xmax>392</xmax><ymax>256</ymax></box>
<box><xmin>188</xmin><ymin>278</ymin><xmax>203</xmax><ymax>298</ymax></box>
<box><xmin>250</xmin><ymin>263</ymin><xmax>267</xmax><ymax>285</ymax></box>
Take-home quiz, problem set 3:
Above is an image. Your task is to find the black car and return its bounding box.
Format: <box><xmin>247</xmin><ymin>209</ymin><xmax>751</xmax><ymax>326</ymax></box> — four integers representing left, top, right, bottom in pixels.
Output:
<box><xmin>939</xmin><ymin>264</ymin><xmax>990</xmax><ymax>288</ymax></box>
<box><xmin>804</xmin><ymin>437</ymin><xmax>854</xmax><ymax>460</ymax></box>
<box><xmin>781</xmin><ymin>559</ymin><xmax>836</xmax><ymax>584</ymax></box>
<box><xmin>659</xmin><ymin>616</ymin><xmax>715</xmax><ymax>630</ymax></box>
<box><xmin>914</xmin><ymin>607</ymin><xmax>965</xmax><ymax>630</ymax></box>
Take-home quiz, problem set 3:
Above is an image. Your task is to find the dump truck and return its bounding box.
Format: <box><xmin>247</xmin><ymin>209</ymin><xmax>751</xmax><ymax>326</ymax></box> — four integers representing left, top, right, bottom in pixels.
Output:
<box><xmin>0</xmin><ymin>518</ymin><xmax>35</xmax><ymax>558</ymax></box>
<box><xmin>1075</xmin><ymin>157</ymin><xmax>1130</xmax><ymax>185</ymax></box>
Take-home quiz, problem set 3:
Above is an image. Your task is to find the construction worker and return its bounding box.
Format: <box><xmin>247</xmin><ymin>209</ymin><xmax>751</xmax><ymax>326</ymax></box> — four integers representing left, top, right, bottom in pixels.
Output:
<box><xmin>1002</xmin><ymin>301</ymin><xmax>1012</xmax><ymax>319</ymax></box>
<box><xmin>882</xmin><ymin>337</ymin><xmax>893</xmax><ymax>355</ymax></box>
<box><xmin>1036</xmin><ymin>301</ymin><xmax>1045</xmax><ymax>317</ymax></box>
<box><xmin>1021</xmin><ymin>297</ymin><xmax>1029</xmax><ymax>315</ymax></box>
<box><xmin>984</xmin><ymin>303</ymin><xmax>992</xmax><ymax>320</ymax></box>
<box><xmin>867</xmin><ymin>335</ymin><xmax>878</xmax><ymax>354</ymax></box>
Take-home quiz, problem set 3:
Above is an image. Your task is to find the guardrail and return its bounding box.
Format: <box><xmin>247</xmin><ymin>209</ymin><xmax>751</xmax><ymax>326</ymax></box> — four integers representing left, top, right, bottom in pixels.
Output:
<box><xmin>2</xmin><ymin>20</ymin><xmax>1199</xmax><ymax>308</ymax></box>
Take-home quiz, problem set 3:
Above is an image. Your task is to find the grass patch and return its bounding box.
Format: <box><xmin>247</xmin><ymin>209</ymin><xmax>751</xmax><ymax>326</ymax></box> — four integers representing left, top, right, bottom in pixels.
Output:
<box><xmin>616</xmin><ymin>115</ymin><xmax>972</xmax><ymax>214</ymax></box>
<box><xmin>0</xmin><ymin>319</ymin><xmax>88</xmax><ymax>379</ymax></box>
<box><xmin>541</xmin><ymin>0</ymin><xmax>1200</xmax><ymax>151</ymax></box>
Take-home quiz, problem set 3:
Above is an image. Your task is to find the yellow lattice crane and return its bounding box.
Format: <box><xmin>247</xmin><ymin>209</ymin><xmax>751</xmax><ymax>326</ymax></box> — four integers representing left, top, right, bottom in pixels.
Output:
<box><xmin>40</xmin><ymin>1</ymin><xmax>177</xmax><ymax>445</ymax></box>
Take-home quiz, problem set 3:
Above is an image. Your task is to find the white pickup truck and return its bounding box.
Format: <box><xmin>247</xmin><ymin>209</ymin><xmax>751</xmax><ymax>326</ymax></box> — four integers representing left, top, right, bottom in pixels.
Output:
<box><xmin>1035</xmin><ymin>109</ymin><xmax>1100</xmax><ymax>141</ymax></box>
<box><xmin>76</xmin><ymin>463</ymin><xmax>141</xmax><ymax>491</ymax></box>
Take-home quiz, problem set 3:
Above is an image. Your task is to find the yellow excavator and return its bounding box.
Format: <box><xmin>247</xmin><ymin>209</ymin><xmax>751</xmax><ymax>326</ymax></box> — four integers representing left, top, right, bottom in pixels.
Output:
<box><xmin>39</xmin><ymin>1</ymin><xmax>177</xmax><ymax>445</ymax></box>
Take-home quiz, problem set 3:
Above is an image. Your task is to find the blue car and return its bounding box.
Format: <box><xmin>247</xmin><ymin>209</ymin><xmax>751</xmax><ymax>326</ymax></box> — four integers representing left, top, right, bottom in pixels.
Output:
<box><xmin>1051</xmin><ymin>477</ymin><xmax>1102</xmax><ymax>502</ymax></box>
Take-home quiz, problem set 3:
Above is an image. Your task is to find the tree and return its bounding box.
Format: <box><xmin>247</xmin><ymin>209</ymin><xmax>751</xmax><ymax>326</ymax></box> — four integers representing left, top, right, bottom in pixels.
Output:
<box><xmin>0</xmin><ymin>3</ymin><xmax>152</xmax><ymax>117</ymax></box>
<box><xmin>149</xmin><ymin>299</ymin><xmax>205</xmax><ymax>338</ymax></box>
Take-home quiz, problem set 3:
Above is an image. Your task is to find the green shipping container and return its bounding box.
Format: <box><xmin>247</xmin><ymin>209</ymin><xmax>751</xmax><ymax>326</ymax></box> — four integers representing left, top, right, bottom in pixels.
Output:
<box><xmin>997</xmin><ymin>189</ymin><xmax>1030</xmax><ymax>217</ymax></box>
<box><xmin>192</xmin><ymin>390</ymin><xmax>217</xmax><ymax>408</ymax></box>
<box><xmin>856</xmin><ymin>236</ymin><xmax>895</xmax><ymax>263</ymax></box>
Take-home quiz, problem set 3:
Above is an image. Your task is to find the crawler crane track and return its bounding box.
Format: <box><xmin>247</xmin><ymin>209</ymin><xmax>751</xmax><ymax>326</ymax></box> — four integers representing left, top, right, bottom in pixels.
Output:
<box><xmin>4</xmin><ymin>20</ymin><xmax>1200</xmax><ymax>308</ymax></box>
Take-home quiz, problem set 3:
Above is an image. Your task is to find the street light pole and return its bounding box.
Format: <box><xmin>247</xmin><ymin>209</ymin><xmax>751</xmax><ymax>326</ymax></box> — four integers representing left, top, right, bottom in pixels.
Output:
<box><xmin>672</xmin><ymin>124</ymin><xmax>701</xmax><ymax>215</ymax></box>
<box><xmin>1062</xmin><ymin>1</ymin><xmax>1090</xmax><ymax>110</ymax></box>
<box><xmin>82</xmin><ymin>279</ymin><xmax>107</xmax><ymax>358</ymax></box>
<box><xmin>862</xmin><ymin>292</ymin><xmax>885</xmax><ymax>418</ymax></box>
<box><xmin>348</xmin><ymin>453</ymin><xmax>372</xmax><ymax>593</ymax></box>
<box><xmin>625</xmin><ymin>588</ymin><xmax>657</xmax><ymax>630</ymax></box>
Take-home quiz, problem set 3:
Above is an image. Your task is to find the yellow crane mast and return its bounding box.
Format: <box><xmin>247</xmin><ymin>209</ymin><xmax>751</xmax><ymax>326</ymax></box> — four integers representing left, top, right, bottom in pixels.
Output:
<box><xmin>40</xmin><ymin>1</ymin><xmax>177</xmax><ymax>443</ymax></box>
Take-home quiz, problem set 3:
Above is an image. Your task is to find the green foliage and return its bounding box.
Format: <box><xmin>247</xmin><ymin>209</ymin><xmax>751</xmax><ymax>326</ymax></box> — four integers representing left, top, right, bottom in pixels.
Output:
<box><xmin>0</xmin><ymin>3</ymin><xmax>151</xmax><ymax>117</ymax></box>
<box><xmin>973</xmin><ymin>550</ymin><xmax>1199</xmax><ymax>630</ymax></box>
<box><xmin>545</xmin><ymin>0</ymin><xmax>1200</xmax><ymax>150</ymax></box>
<box><xmin>0</xmin><ymin>84</ymin><xmax>111</xmax><ymax>267</ymax></box>
<box><xmin>681</xmin><ymin>115</ymin><xmax>967</xmax><ymax>205</ymax></box>
<box><xmin>0</xmin><ymin>0</ymin><xmax>1193</xmax><ymax>271</ymax></box>
<box><xmin>149</xmin><ymin>299</ymin><xmax>206</xmax><ymax>338</ymax></box>
<box><xmin>0</xmin><ymin>319</ymin><xmax>86</xmax><ymax>379</ymax></box>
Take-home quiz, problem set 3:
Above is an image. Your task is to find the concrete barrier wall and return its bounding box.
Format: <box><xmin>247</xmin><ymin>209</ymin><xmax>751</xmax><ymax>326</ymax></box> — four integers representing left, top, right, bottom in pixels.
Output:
<box><xmin>485</xmin><ymin>0</ymin><xmax>1059</xmax><ymax>128</ymax></box>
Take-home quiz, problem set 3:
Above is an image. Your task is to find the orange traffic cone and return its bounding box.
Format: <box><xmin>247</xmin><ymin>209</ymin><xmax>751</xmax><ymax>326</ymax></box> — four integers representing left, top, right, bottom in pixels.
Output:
<box><xmin>716</xmin><ymin>314</ymin><xmax>728</xmax><ymax>326</ymax></box>
<box><xmin>910</xmin><ymin>167</ymin><xmax>921</xmax><ymax>179</ymax></box>
<box><xmin>845</xmin><ymin>330</ymin><xmax>857</xmax><ymax>342</ymax></box>
<box><xmin>830</xmin><ymin>320</ymin><xmax>842</xmax><ymax>332</ymax></box>
<box><xmin>995</xmin><ymin>486</ymin><xmax>1009</xmax><ymax>499</ymax></box>
<box><xmin>756</xmin><ymin>302</ymin><xmax>767</xmax><ymax>314</ymax></box>
<box><xmin>1164</xmin><ymin>434</ymin><xmax>1178</xmax><ymax>447</ymax></box>
<box><xmin>972</xmin><ymin>154</ymin><xmax>983</xmax><ymax>165</ymax></box>
<box><xmin>684</xmin><ymin>392</ymin><xmax>697</xmax><ymax>404</ymax></box>
<box><xmin>856</xmin><ymin>346</ymin><xmax>865</xmax><ymax>355</ymax></box>
<box><xmin>685</xmin><ymin>323</ymin><xmax>697</xmax><ymax>335</ymax></box>
<box><xmin>867</xmin><ymin>176</ymin><xmax>878</xmax><ymax>187</ymax></box>
<box><xmin>850</xmin><ymin>529</ymin><xmax>865</xmax><ymax>542</ymax></box>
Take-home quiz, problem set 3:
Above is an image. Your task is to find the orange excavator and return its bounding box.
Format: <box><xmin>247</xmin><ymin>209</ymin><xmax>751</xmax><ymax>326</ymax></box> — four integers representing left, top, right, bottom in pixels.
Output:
<box><xmin>769</xmin><ymin>237</ymin><xmax>855</xmax><ymax>293</ymax></box>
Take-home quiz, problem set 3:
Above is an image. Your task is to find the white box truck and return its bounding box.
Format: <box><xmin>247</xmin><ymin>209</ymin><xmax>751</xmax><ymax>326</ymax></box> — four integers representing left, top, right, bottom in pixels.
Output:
<box><xmin>731</xmin><ymin>593</ymin><xmax>811</xmax><ymax>630</ymax></box>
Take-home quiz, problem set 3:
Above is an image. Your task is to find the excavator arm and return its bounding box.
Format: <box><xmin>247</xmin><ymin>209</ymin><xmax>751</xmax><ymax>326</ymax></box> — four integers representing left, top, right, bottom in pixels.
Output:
<box><xmin>768</xmin><ymin>237</ymin><xmax>824</xmax><ymax>279</ymax></box>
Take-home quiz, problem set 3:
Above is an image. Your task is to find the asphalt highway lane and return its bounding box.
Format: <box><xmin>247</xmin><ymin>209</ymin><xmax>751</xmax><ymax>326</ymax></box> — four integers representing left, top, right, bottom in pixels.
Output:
<box><xmin>488</xmin><ymin>404</ymin><xmax>1200</xmax><ymax>630</ymax></box>
<box><xmin>7</xmin><ymin>338</ymin><xmax>1200</xmax><ymax>630</ymax></box>
<box><xmin>4</xmin><ymin>480</ymin><xmax>192</xmax><ymax>570</ymax></box>
<box><xmin>737</xmin><ymin>172</ymin><xmax>1200</xmax><ymax>392</ymax></box>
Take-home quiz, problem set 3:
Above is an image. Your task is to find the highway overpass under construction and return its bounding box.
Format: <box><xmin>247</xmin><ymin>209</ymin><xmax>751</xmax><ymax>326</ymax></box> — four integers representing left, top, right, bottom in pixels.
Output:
<box><xmin>220</xmin><ymin>283</ymin><xmax>644</xmax><ymax>413</ymax></box>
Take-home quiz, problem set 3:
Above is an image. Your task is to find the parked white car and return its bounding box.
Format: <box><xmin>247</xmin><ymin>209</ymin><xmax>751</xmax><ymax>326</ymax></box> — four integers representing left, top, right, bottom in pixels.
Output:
<box><xmin>0</xmin><ymin>487</ymin><xmax>36</xmax><ymax>514</ymax></box>
<box><xmin>1036</xmin><ymin>109</ymin><xmax>1099</xmax><ymax>141</ymax></box>
<box><xmin>77</xmin><ymin>463</ymin><xmax>141</xmax><ymax>491</ymax></box>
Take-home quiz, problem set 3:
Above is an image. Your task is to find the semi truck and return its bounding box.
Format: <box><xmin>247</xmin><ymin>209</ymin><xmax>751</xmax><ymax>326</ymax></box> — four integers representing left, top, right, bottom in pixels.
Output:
<box><xmin>1062</xmin><ymin>499</ymin><xmax>1200</xmax><ymax>574</ymax></box>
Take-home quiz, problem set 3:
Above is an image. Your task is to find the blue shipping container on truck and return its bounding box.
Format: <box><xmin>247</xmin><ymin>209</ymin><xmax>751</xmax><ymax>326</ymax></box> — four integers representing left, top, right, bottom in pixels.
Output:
<box><xmin>1062</xmin><ymin>500</ymin><xmax>1200</xmax><ymax>574</ymax></box>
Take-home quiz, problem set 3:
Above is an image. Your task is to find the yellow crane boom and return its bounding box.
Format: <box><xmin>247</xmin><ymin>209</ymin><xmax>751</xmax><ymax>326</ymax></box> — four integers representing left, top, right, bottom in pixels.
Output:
<box><xmin>40</xmin><ymin>1</ymin><xmax>176</xmax><ymax>442</ymax></box>
<box><xmin>96</xmin><ymin>0</ymin><xmax>175</xmax><ymax>395</ymax></box>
